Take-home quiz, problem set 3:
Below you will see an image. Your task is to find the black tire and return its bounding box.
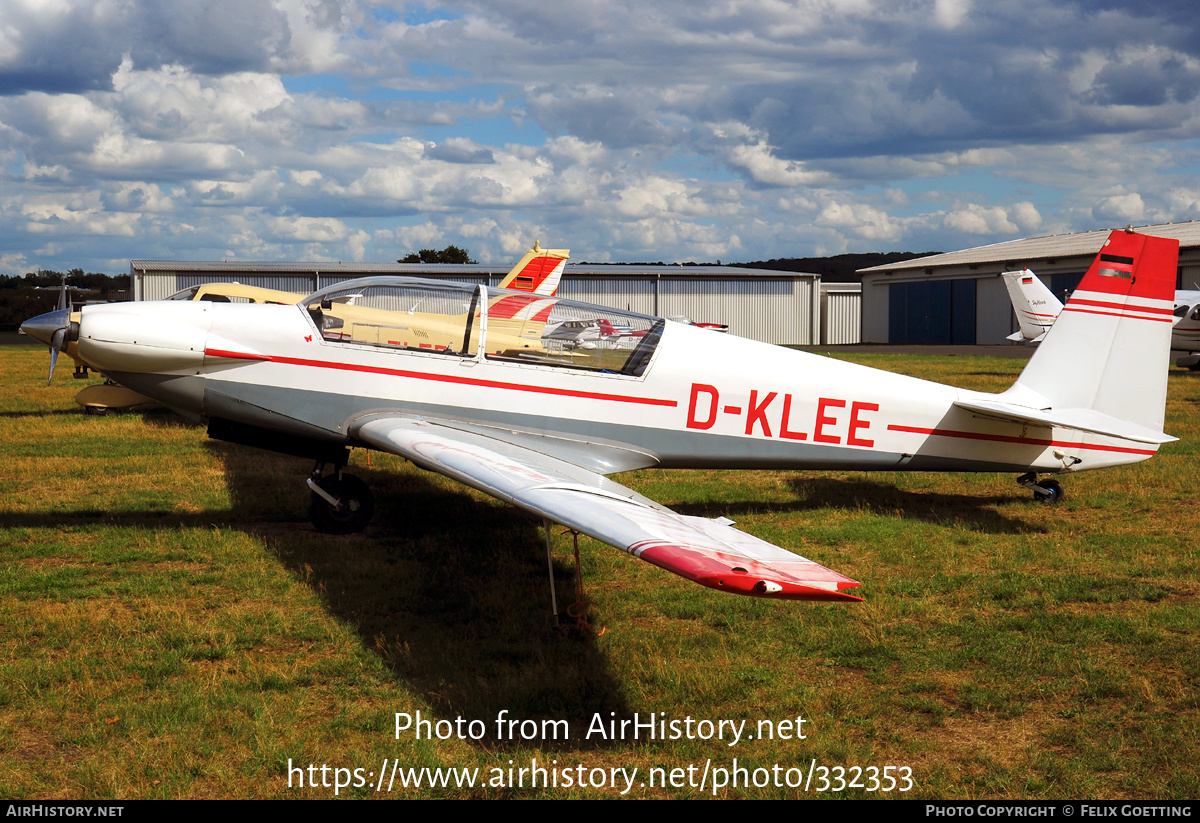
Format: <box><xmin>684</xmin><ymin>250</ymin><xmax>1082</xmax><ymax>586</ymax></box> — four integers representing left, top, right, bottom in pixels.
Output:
<box><xmin>310</xmin><ymin>473</ymin><xmax>375</xmax><ymax>534</ymax></box>
<box><xmin>1035</xmin><ymin>479</ymin><xmax>1064</xmax><ymax>504</ymax></box>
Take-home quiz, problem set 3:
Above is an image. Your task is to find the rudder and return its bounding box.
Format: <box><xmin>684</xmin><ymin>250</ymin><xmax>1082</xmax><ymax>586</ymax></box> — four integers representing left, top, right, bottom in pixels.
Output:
<box><xmin>1010</xmin><ymin>230</ymin><xmax>1178</xmax><ymax>434</ymax></box>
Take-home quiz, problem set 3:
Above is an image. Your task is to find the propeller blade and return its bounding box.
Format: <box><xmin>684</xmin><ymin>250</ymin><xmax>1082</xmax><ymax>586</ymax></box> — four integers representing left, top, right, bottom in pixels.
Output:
<box><xmin>19</xmin><ymin>308</ymin><xmax>73</xmax><ymax>386</ymax></box>
<box><xmin>48</xmin><ymin>327</ymin><xmax>66</xmax><ymax>385</ymax></box>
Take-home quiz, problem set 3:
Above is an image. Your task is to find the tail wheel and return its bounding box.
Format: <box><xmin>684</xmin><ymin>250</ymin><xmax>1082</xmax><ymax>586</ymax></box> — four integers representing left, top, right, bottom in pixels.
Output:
<box><xmin>1035</xmin><ymin>479</ymin><xmax>1064</xmax><ymax>504</ymax></box>
<box><xmin>310</xmin><ymin>473</ymin><xmax>375</xmax><ymax>534</ymax></box>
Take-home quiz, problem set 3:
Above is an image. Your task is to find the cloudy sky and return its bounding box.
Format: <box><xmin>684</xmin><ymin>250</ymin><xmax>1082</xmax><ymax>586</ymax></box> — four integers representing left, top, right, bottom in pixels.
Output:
<box><xmin>1</xmin><ymin>0</ymin><xmax>1198</xmax><ymax>274</ymax></box>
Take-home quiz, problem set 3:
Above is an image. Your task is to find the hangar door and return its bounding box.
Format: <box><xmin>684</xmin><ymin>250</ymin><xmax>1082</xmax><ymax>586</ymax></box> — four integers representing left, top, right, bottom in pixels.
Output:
<box><xmin>1046</xmin><ymin>272</ymin><xmax>1084</xmax><ymax>304</ymax></box>
<box><xmin>888</xmin><ymin>279</ymin><xmax>976</xmax><ymax>344</ymax></box>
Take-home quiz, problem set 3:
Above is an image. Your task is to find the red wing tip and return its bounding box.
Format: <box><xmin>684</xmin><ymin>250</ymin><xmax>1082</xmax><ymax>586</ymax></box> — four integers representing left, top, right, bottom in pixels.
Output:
<box><xmin>692</xmin><ymin>574</ymin><xmax>863</xmax><ymax>602</ymax></box>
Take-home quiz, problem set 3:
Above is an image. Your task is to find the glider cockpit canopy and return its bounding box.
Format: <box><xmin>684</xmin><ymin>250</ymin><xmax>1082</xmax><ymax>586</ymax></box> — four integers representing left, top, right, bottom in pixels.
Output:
<box><xmin>300</xmin><ymin>276</ymin><xmax>664</xmax><ymax>376</ymax></box>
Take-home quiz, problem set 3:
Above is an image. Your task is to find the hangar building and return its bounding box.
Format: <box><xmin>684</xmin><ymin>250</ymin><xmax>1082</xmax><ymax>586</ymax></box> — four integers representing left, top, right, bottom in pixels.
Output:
<box><xmin>858</xmin><ymin>221</ymin><xmax>1200</xmax><ymax>345</ymax></box>
<box><xmin>129</xmin><ymin>260</ymin><xmax>845</xmax><ymax>346</ymax></box>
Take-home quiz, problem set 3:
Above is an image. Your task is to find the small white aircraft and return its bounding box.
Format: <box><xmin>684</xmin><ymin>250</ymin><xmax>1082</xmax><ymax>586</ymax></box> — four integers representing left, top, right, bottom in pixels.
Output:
<box><xmin>1171</xmin><ymin>294</ymin><xmax>1200</xmax><ymax>368</ymax></box>
<box><xmin>1005</xmin><ymin>267</ymin><xmax>1200</xmax><ymax>368</ymax></box>
<box><xmin>21</xmin><ymin>230</ymin><xmax>1179</xmax><ymax>604</ymax></box>
<box><xmin>1003</xmin><ymin>269</ymin><xmax>1063</xmax><ymax>344</ymax></box>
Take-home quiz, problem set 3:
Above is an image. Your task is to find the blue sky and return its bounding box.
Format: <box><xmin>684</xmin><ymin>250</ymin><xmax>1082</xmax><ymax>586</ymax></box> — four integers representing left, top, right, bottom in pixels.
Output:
<box><xmin>1</xmin><ymin>0</ymin><xmax>1197</xmax><ymax>274</ymax></box>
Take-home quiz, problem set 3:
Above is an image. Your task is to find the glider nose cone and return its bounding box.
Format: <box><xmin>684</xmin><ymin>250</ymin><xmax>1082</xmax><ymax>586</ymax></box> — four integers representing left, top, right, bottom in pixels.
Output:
<box><xmin>20</xmin><ymin>308</ymin><xmax>70</xmax><ymax>347</ymax></box>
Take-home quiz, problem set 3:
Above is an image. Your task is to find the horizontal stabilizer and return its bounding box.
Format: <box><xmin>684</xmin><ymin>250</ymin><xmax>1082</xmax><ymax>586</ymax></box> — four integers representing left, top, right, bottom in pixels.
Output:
<box><xmin>953</xmin><ymin>398</ymin><xmax>1176</xmax><ymax>444</ymax></box>
<box><xmin>1006</xmin><ymin>330</ymin><xmax>1046</xmax><ymax>344</ymax></box>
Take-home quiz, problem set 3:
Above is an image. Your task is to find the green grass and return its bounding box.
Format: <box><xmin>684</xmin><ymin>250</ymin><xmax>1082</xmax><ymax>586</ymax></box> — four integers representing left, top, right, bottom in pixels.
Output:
<box><xmin>1</xmin><ymin>347</ymin><xmax>1197</xmax><ymax>798</ymax></box>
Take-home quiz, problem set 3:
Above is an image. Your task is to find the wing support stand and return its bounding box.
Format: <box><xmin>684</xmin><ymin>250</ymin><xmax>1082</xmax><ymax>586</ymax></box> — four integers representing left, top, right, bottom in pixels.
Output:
<box><xmin>565</xmin><ymin>528</ymin><xmax>606</xmax><ymax>637</ymax></box>
<box><xmin>544</xmin><ymin>519</ymin><xmax>561</xmax><ymax>630</ymax></box>
<box><xmin>542</xmin><ymin>521</ymin><xmax>606</xmax><ymax>637</ymax></box>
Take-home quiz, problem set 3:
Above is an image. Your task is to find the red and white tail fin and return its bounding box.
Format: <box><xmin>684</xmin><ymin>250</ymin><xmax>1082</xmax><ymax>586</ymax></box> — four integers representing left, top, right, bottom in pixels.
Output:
<box><xmin>498</xmin><ymin>241</ymin><xmax>569</xmax><ymax>295</ymax></box>
<box><xmin>1002</xmin><ymin>269</ymin><xmax>1062</xmax><ymax>343</ymax></box>
<box><xmin>1010</xmin><ymin>230</ymin><xmax>1179</xmax><ymax>434</ymax></box>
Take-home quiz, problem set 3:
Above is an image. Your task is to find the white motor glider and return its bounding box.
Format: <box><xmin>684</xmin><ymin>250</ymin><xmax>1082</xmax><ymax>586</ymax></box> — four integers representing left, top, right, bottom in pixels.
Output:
<box><xmin>21</xmin><ymin>230</ymin><xmax>1179</xmax><ymax>604</ymax></box>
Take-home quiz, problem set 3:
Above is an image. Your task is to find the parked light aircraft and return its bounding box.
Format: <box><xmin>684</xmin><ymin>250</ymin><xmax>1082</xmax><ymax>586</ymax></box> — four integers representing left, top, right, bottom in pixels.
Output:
<box><xmin>1171</xmin><ymin>293</ymin><xmax>1200</xmax><ymax>367</ymax></box>
<box><xmin>21</xmin><ymin>230</ymin><xmax>1179</xmax><ymax>604</ymax></box>
<box><xmin>1002</xmin><ymin>269</ymin><xmax>1062</xmax><ymax>344</ymax></box>
<box><xmin>1004</xmin><ymin>267</ymin><xmax>1200</xmax><ymax>368</ymax></box>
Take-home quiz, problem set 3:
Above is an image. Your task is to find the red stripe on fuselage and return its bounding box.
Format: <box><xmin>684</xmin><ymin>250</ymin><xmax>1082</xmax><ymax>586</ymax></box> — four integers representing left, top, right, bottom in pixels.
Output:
<box><xmin>204</xmin><ymin>348</ymin><xmax>678</xmax><ymax>407</ymax></box>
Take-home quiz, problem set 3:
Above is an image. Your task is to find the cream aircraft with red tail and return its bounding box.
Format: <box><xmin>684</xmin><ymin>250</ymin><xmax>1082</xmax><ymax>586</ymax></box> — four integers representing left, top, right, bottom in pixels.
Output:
<box><xmin>496</xmin><ymin>241</ymin><xmax>570</xmax><ymax>295</ymax></box>
<box><xmin>20</xmin><ymin>230</ymin><xmax>1179</xmax><ymax>604</ymax></box>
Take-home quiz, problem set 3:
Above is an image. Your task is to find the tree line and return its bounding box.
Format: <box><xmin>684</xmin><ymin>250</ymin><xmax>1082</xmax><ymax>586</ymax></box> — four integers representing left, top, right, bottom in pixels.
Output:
<box><xmin>0</xmin><ymin>269</ymin><xmax>129</xmax><ymax>333</ymax></box>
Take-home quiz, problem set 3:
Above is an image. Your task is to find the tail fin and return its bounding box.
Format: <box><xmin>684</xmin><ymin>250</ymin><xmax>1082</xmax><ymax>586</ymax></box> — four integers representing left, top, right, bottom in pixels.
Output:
<box><xmin>1002</xmin><ymin>269</ymin><xmax>1062</xmax><ymax>343</ymax></box>
<box><xmin>1009</xmin><ymin>230</ymin><xmax>1179</xmax><ymax>434</ymax></box>
<box><xmin>498</xmin><ymin>241</ymin><xmax>570</xmax><ymax>295</ymax></box>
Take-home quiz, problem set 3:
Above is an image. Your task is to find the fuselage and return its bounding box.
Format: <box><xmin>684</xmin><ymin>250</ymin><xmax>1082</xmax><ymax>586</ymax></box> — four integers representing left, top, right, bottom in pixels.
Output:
<box><xmin>68</xmin><ymin>277</ymin><xmax>1159</xmax><ymax>478</ymax></box>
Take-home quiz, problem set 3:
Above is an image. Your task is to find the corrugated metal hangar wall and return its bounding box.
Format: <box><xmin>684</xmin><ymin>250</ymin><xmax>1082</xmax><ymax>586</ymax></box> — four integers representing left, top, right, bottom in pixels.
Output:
<box><xmin>130</xmin><ymin>261</ymin><xmax>837</xmax><ymax>346</ymax></box>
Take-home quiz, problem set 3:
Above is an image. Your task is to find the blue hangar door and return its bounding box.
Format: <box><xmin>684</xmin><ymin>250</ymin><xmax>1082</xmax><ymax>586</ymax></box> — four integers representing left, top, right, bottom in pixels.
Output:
<box><xmin>888</xmin><ymin>278</ymin><xmax>976</xmax><ymax>344</ymax></box>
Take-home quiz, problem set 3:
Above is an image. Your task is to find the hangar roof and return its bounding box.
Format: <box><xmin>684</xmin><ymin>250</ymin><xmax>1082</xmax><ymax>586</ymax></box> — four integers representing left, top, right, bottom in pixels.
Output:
<box><xmin>859</xmin><ymin>220</ymin><xmax>1200</xmax><ymax>274</ymax></box>
<box><xmin>129</xmin><ymin>260</ymin><xmax>810</xmax><ymax>279</ymax></box>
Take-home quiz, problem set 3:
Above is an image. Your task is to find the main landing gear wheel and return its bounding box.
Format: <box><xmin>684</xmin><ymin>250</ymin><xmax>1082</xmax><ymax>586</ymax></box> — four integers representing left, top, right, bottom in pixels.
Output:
<box><xmin>1017</xmin><ymin>472</ymin><xmax>1064</xmax><ymax>504</ymax></box>
<box><xmin>309</xmin><ymin>473</ymin><xmax>375</xmax><ymax>534</ymax></box>
<box><xmin>1034</xmin><ymin>479</ymin><xmax>1064</xmax><ymax>504</ymax></box>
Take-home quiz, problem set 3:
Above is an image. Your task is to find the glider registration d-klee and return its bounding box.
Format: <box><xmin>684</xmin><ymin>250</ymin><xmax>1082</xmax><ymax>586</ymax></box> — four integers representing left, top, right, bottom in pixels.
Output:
<box><xmin>21</xmin><ymin>230</ymin><xmax>1180</xmax><ymax>604</ymax></box>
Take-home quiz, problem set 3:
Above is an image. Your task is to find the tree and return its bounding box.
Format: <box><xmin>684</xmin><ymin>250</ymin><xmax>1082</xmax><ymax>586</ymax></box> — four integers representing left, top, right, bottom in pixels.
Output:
<box><xmin>399</xmin><ymin>245</ymin><xmax>476</xmax><ymax>264</ymax></box>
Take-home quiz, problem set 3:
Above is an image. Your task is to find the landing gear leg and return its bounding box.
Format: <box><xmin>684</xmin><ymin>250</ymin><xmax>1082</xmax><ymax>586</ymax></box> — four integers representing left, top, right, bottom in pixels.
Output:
<box><xmin>307</xmin><ymin>461</ymin><xmax>375</xmax><ymax>533</ymax></box>
<box><xmin>1017</xmin><ymin>472</ymin><xmax>1065</xmax><ymax>504</ymax></box>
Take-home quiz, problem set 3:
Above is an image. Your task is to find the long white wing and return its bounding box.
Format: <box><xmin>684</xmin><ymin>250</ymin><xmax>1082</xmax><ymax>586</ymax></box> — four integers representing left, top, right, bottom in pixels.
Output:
<box><xmin>352</xmin><ymin>417</ymin><xmax>862</xmax><ymax>602</ymax></box>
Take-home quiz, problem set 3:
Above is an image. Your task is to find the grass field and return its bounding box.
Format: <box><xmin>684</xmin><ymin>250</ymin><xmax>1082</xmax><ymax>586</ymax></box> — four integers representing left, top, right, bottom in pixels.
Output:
<box><xmin>1</xmin><ymin>343</ymin><xmax>1197</xmax><ymax>799</ymax></box>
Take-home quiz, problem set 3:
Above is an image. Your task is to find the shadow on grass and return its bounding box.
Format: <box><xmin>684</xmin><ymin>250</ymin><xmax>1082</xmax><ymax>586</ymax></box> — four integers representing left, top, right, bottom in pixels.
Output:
<box><xmin>210</xmin><ymin>440</ymin><xmax>633</xmax><ymax>750</ymax></box>
<box><xmin>666</xmin><ymin>475</ymin><xmax>1043</xmax><ymax>535</ymax></box>
<box><xmin>787</xmin><ymin>476</ymin><xmax>1045</xmax><ymax>534</ymax></box>
<box><xmin>0</xmin><ymin>407</ymin><xmax>96</xmax><ymax>418</ymax></box>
